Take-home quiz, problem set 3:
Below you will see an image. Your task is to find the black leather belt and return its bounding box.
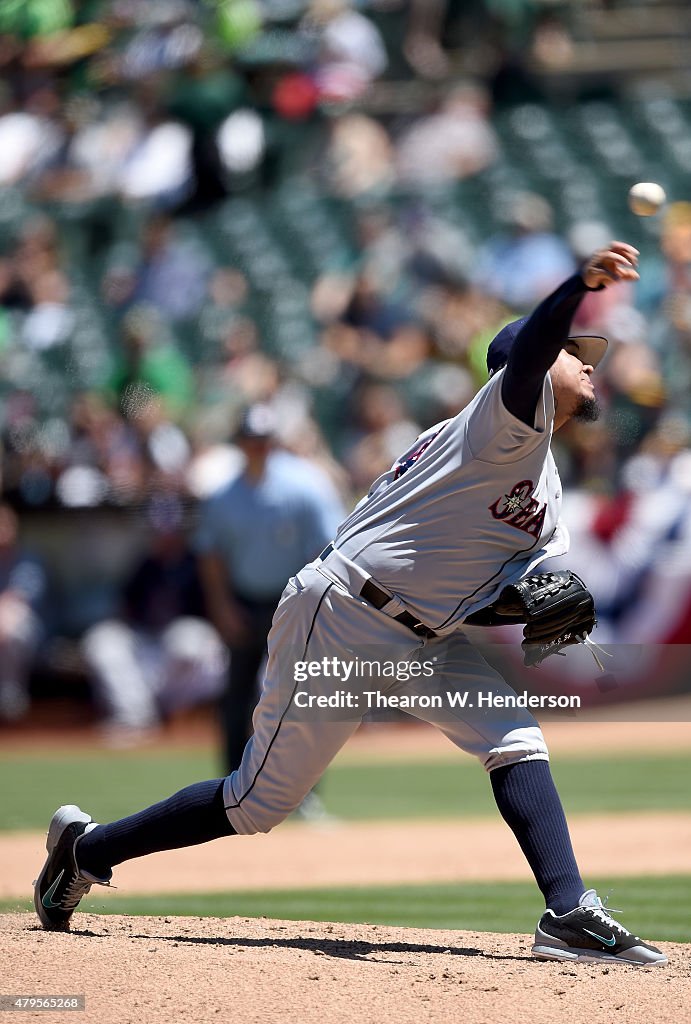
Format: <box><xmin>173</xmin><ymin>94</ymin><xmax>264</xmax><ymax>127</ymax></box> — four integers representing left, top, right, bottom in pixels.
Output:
<box><xmin>318</xmin><ymin>544</ymin><xmax>437</xmax><ymax>639</ymax></box>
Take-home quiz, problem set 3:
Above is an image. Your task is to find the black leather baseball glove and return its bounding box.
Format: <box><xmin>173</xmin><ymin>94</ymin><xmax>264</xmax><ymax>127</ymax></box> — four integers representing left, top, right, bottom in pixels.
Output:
<box><xmin>465</xmin><ymin>570</ymin><xmax>599</xmax><ymax>667</ymax></box>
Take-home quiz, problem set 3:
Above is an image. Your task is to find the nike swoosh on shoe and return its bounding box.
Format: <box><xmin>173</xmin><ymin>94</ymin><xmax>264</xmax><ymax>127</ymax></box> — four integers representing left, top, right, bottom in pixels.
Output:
<box><xmin>582</xmin><ymin>928</ymin><xmax>617</xmax><ymax>947</ymax></box>
<box><xmin>42</xmin><ymin>871</ymin><xmax>65</xmax><ymax>909</ymax></box>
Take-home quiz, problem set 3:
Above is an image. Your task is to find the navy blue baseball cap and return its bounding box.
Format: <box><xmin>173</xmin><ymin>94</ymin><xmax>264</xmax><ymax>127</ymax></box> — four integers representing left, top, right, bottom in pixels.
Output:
<box><xmin>486</xmin><ymin>317</ymin><xmax>608</xmax><ymax>376</ymax></box>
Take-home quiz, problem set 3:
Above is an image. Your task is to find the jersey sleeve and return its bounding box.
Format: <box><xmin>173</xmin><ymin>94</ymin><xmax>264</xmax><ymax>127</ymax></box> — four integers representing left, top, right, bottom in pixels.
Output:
<box><xmin>464</xmin><ymin>369</ymin><xmax>555</xmax><ymax>465</ymax></box>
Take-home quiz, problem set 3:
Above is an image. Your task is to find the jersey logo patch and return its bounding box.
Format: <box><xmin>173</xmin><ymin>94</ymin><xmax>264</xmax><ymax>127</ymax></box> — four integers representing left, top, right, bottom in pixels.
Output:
<box><xmin>488</xmin><ymin>479</ymin><xmax>546</xmax><ymax>539</ymax></box>
<box><xmin>393</xmin><ymin>427</ymin><xmax>445</xmax><ymax>481</ymax></box>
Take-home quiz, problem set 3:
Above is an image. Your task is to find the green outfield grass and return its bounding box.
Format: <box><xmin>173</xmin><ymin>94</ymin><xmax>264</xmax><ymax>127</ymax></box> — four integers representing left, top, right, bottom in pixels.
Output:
<box><xmin>0</xmin><ymin>752</ymin><xmax>690</xmax><ymax>831</ymax></box>
<box><xmin>3</xmin><ymin>876</ymin><xmax>689</xmax><ymax>942</ymax></box>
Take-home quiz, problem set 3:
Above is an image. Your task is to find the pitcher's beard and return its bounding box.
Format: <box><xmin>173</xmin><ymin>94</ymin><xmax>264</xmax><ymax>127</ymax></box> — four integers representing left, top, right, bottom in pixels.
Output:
<box><xmin>573</xmin><ymin>395</ymin><xmax>600</xmax><ymax>422</ymax></box>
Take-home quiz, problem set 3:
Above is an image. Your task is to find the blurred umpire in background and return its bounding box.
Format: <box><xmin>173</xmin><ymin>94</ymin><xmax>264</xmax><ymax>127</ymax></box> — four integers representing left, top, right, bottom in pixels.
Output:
<box><xmin>196</xmin><ymin>404</ymin><xmax>344</xmax><ymax>774</ymax></box>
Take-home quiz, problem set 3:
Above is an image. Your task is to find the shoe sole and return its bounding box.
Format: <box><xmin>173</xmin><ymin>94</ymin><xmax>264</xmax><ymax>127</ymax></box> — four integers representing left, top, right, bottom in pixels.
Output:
<box><xmin>531</xmin><ymin>943</ymin><xmax>668</xmax><ymax>966</ymax></box>
<box><xmin>33</xmin><ymin>805</ymin><xmax>91</xmax><ymax>931</ymax></box>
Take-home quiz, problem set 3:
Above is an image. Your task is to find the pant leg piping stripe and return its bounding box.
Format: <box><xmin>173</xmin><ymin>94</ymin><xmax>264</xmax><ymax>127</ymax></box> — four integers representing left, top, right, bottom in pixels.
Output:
<box><xmin>224</xmin><ymin>581</ymin><xmax>334</xmax><ymax>811</ymax></box>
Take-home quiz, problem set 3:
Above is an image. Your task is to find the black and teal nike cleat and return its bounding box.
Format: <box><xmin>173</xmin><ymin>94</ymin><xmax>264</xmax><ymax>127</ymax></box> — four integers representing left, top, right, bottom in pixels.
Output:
<box><xmin>33</xmin><ymin>805</ymin><xmax>111</xmax><ymax>931</ymax></box>
<box><xmin>532</xmin><ymin>888</ymin><xmax>668</xmax><ymax>965</ymax></box>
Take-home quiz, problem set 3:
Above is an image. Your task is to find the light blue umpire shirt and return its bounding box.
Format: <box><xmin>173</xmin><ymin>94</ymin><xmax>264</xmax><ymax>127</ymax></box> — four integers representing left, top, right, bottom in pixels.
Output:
<box><xmin>195</xmin><ymin>450</ymin><xmax>345</xmax><ymax>601</ymax></box>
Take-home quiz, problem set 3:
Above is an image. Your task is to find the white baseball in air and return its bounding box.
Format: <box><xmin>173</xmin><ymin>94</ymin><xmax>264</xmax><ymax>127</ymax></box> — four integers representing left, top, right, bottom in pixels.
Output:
<box><xmin>628</xmin><ymin>182</ymin><xmax>667</xmax><ymax>217</ymax></box>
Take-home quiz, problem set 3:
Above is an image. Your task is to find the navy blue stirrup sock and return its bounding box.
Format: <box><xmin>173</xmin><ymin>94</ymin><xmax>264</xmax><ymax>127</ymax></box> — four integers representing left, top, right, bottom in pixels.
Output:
<box><xmin>76</xmin><ymin>779</ymin><xmax>235</xmax><ymax>878</ymax></box>
<box><xmin>490</xmin><ymin>760</ymin><xmax>584</xmax><ymax>915</ymax></box>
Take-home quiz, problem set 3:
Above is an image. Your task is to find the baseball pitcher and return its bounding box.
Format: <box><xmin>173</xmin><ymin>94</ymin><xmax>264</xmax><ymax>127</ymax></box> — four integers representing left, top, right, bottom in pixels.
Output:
<box><xmin>34</xmin><ymin>242</ymin><xmax>667</xmax><ymax>965</ymax></box>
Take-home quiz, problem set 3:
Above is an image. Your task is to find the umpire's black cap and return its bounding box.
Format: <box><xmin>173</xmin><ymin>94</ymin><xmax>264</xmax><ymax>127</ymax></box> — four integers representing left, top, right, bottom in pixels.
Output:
<box><xmin>486</xmin><ymin>317</ymin><xmax>608</xmax><ymax>376</ymax></box>
<box><xmin>236</xmin><ymin>403</ymin><xmax>277</xmax><ymax>439</ymax></box>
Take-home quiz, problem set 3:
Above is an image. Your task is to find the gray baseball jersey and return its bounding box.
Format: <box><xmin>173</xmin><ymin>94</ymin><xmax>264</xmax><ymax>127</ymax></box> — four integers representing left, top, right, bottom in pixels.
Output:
<box><xmin>222</xmin><ymin>367</ymin><xmax>564</xmax><ymax>833</ymax></box>
<box><xmin>221</xmin><ymin>356</ymin><xmax>577</xmax><ymax>834</ymax></box>
<box><xmin>333</xmin><ymin>367</ymin><xmax>568</xmax><ymax>634</ymax></box>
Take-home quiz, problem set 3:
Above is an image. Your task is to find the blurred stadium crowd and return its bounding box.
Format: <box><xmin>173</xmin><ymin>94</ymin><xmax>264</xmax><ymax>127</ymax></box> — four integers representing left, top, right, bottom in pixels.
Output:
<box><xmin>2</xmin><ymin>0</ymin><xmax>691</xmax><ymax>728</ymax></box>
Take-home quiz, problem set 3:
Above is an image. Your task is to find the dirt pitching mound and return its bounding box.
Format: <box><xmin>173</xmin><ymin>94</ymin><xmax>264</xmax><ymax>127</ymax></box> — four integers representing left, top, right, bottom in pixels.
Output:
<box><xmin>2</xmin><ymin>913</ymin><xmax>687</xmax><ymax>1024</ymax></box>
